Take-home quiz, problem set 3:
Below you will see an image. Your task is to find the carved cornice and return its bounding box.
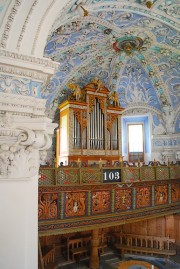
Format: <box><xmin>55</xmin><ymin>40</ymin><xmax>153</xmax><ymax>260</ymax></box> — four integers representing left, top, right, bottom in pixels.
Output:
<box><xmin>0</xmin><ymin>49</ymin><xmax>59</xmax><ymax>81</ymax></box>
<box><xmin>0</xmin><ymin>92</ymin><xmax>46</xmax><ymax>117</ymax></box>
<box><xmin>0</xmin><ymin>64</ymin><xmax>48</xmax><ymax>82</ymax></box>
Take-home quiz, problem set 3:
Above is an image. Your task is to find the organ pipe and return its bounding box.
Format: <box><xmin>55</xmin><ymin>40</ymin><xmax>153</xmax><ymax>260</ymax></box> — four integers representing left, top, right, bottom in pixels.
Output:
<box><xmin>89</xmin><ymin>98</ymin><xmax>105</xmax><ymax>149</ymax></box>
<box><xmin>73</xmin><ymin>115</ymin><xmax>81</xmax><ymax>148</ymax></box>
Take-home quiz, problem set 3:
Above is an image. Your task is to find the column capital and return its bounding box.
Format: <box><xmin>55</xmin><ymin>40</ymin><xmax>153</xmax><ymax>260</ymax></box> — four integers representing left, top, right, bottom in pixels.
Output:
<box><xmin>0</xmin><ymin>92</ymin><xmax>57</xmax><ymax>180</ymax></box>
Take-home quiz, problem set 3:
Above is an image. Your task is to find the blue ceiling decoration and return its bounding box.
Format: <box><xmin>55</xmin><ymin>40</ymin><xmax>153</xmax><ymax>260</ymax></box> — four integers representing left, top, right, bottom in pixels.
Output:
<box><xmin>117</xmin><ymin>58</ymin><xmax>161</xmax><ymax>110</ymax></box>
<box><xmin>43</xmin><ymin>1</ymin><xmax>180</xmax><ymax>130</ymax></box>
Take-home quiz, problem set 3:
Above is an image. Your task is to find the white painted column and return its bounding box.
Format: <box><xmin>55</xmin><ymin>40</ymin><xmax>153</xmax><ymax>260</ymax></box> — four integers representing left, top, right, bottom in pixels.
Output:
<box><xmin>0</xmin><ymin>95</ymin><xmax>57</xmax><ymax>269</ymax></box>
<box><xmin>0</xmin><ymin>51</ymin><xmax>58</xmax><ymax>269</ymax></box>
<box><xmin>0</xmin><ymin>175</ymin><xmax>38</xmax><ymax>269</ymax></box>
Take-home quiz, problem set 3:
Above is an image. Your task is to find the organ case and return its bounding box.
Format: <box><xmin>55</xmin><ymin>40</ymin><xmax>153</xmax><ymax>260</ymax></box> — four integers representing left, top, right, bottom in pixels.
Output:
<box><xmin>57</xmin><ymin>80</ymin><xmax>124</xmax><ymax>165</ymax></box>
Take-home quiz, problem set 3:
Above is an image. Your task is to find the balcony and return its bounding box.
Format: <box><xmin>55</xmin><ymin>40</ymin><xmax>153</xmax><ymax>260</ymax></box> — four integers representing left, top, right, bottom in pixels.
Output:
<box><xmin>38</xmin><ymin>162</ymin><xmax>180</xmax><ymax>236</ymax></box>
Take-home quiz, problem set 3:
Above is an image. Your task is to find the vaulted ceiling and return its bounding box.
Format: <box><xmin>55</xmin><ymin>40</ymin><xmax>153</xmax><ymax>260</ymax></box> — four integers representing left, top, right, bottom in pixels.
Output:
<box><xmin>0</xmin><ymin>0</ymin><xmax>179</xmax><ymax>132</ymax></box>
<box><xmin>43</xmin><ymin>0</ymin><xmax>180</xmax><ymax>132</ymax></box>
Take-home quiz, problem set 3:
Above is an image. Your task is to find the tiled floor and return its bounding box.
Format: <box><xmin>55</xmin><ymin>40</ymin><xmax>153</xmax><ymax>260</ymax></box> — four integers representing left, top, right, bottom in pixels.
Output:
<box><xmin>57</xmin><ymin>252</ymin><xmax>180</xmax><ymax>269</ymax></box>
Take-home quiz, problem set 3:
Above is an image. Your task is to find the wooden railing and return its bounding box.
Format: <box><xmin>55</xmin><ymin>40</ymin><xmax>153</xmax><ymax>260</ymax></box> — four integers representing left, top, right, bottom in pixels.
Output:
<box><xmin>39</xmin><ymin>163</ymin><xmax>180</xmax><ymax>186</ymax></box>
<box><xmin>114</xmin><ymin>233</ymin><xmax>176</xmax><ymax>258</ymax></box>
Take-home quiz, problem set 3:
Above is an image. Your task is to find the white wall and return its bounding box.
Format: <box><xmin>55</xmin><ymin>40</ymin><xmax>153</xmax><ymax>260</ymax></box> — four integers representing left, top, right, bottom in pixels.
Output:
<box><xmin>0</xmin><ymin>175</ymin><xmax>38</xmax><ymax>269</ymax></box>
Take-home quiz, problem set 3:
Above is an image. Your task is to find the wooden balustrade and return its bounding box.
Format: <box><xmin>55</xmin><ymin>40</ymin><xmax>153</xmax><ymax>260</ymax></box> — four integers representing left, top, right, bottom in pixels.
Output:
<box><xmin>42</xmin><ymin>246</ymin><xmax>55</xmax><ymax>267</ymax></box>
<box><xmin>114</xmin><ymin>233</ymin><xmax>176</xmax><ymax>258</ymax></box>
<box><xmin>39</xmin><ymin>164</ymin><xmax>180</xmax><ymax>186</ymax></box>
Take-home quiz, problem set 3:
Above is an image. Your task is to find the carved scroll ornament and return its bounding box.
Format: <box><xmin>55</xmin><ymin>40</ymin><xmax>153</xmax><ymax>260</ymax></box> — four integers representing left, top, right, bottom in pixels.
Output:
<box><xmin>0</xmin><ymin>126</ymin><xmax>52</xmax><ymax>179</ymax></box>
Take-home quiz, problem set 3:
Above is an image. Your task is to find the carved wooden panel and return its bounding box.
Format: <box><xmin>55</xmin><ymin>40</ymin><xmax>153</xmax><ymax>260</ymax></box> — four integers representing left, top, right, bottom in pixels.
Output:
<box><xmin>65</xmin><ymin>192</ymin><xmax>86</xmax><ymax>217</ymax></box>
<box><xmin>89</xmin><ymin>95</ymin><xmax>95</xmax><ymax>112</ymax></box>
<box><xmin>171</xmin><ymin>183</ymin><xmax>180</xmax><ymax>202</ymax></box>
<box><xmin>92</xmin><ymin>191</ymin><xmax>111</xmax><ymax>214</ymax></box>
<box><xmin>155</xmin><ymin>185</ymin><xmax>168</xmax><ymax>205</ymax></box>
<box><xmin>73</xmin><ymin>108</ymin><xmax>87</xmax><ymax>130</ymax></box>
<box><xmin>38</xmin><ymin>193</ymin><xmax>58</xmax><ymax>220</ymax></box>
<box><xmin>136</xmin><ymin>187</ymin><xmax>151</xmax><ymax>208</ymax></box>
<box><xmin>115</xmin><ymin>189</ymin><xmax>132</xmax><ymax>211</ymax></box>
<box><xmin>107</xmin><ymin>113</ymin><xmax>118</xmax><ymax>131</ymax></box>
<box><xmin>97</xmin><ymin>96</ymin><xmax>105</xmax><ymax>114</ymax></box>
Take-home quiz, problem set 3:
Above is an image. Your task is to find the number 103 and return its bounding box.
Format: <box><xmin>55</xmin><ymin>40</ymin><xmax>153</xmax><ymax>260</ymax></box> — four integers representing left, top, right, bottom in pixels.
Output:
<box><xmin>103</xmin><ymin>171</ymin><xmax>120</xmax><ymax>181</ymax></box>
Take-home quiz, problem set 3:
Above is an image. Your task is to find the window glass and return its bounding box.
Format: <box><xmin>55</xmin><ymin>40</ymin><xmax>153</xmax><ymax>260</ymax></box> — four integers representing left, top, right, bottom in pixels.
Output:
<box><xmin>128</xmin><ymin>124</ymin><xmax>143</xmax><ymax>152</ymax></box>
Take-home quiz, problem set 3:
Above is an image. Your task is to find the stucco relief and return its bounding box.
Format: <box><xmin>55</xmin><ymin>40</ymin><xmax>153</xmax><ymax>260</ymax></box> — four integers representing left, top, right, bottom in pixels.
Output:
<box><xmin>0</xmin><ymin>127</ymin><xmax>51</xmax><ymax>179</ymax></box>
<box><xmin>0</xmin><ymin>92</ymin><xmax>57</xmax><ymax>179</ymax></box>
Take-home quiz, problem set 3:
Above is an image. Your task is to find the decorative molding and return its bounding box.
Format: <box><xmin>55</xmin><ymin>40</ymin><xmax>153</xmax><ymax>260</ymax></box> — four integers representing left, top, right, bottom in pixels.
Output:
<box><xmin>89</xmin><ymin>2</ymin><xmax>180</xmax><ymax>30</ymax></box>
<box><xmin>0</xmin><ymin>64</ymin><xmax>49</xmax><ymax>82</ymax></box>
<box><xmin>0</xmin><ymin>127</ymin><xmax>52</xmax><ymax>179</ymax></box>
<box><xmin>122</xmin><ymin>104</ymin><xmax>161</xmax><ymax>116</ymax></box>
<box><xmin>0</xmin><ymin>93</ymin><xmax>57</xmax><ymax>179</ymax></box>
<box><xmin>152</xmin><ymin>133</ymin><xmax>180</xmax><ymax>162</ymax></box>
<box><xmin>0</xmin><ymin>49</ymin><xmax>59</xmax><ymax>81</ymax></box>
<box><xmin>0</xmin><ymin>48</ymin><xmax>59</xmax><ymax>68</ymax></box>
<box><xmin>32</xmin><ymin>0</ymin><xmax>56</xmax><ymax>54</ymax></box>
<box><xmin>17</xmin><ymin>0</ymin><xmax>38</xmax><ymax>50</ymax></box>
<box><xmin>0</xmin><ymin>92</ymin><xmax>46</xmax><ymax>117</ymax></box>
<box><xmin>0</xmin><ymin>0</ymin><xmax>22</xmax><ymax>49</ymax></box>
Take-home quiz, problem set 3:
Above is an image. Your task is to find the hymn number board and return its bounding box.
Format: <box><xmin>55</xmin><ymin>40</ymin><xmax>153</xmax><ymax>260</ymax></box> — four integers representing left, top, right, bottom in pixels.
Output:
<box><xmin>102</xmin><ymin>168</ymin><xmax>121</xmax><ymax>183</ymax></box>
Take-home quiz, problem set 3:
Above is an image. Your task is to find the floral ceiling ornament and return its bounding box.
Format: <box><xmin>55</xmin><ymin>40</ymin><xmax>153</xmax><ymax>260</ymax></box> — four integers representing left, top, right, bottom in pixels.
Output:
<box><xmin>112</xmin><ymin>36</ymin><xmax>144</xmax><ymax>55</ymax></box>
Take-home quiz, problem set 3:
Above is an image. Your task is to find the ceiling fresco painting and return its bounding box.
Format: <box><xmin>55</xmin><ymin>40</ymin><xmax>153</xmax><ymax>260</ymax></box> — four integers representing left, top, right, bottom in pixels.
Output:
<box><xmin>43</xmin><ymin>0</ymin><xmax>180</xmax><ymax>133</ymax></box>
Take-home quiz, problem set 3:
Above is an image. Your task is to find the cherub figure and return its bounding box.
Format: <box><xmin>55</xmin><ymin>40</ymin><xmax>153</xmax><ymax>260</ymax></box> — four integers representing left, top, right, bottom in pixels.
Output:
<box><xmin>67</xmin><ymin>83</ymin><xmax>82</xmax><ymax>101</ymax></box>
<box><xmin>109</xmin><ymin>91</ymin><xmax>120</xmax><ymax>107</ymax></box>
<box><xmin>92</xmin><ymin>77</ymin><xmax>104</xmax><ymax>92</ymax></box>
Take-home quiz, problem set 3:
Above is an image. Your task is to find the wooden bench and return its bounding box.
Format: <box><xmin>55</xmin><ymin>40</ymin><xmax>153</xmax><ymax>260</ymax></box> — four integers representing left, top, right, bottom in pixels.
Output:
<box><xmin>98</xmin><ymin>242</ymin><xmax>107</xmax><ymax>255</ymax></box>
<box><xmin>116</xmin><ymin>244</ymin><xmax>176</xmax><ymax>258</ymax></box>
<box><xmin>67</xmin><ymin>236</ymin><xmax>91</xmax><ymax>261</ymax></box>
<box><xmin>41</xmin><ymin>245</ymin><xmax>55</xmax><ymax>267</ymax></box>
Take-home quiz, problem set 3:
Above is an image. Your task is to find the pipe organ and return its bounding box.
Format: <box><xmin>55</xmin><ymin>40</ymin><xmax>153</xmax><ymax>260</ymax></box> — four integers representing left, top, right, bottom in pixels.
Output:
<box><xmin>57</xmin><ymin>79</ymin><xmax>124</xmax><ymax>166</ymax></box>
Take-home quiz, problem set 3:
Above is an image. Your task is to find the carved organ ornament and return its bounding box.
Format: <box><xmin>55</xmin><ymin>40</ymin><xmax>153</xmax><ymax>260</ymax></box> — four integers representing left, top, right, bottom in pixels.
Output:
<box><xmin>58</xmin><ymin>79</ymin><xmax>124</xmax><ymax>165</ymax></box>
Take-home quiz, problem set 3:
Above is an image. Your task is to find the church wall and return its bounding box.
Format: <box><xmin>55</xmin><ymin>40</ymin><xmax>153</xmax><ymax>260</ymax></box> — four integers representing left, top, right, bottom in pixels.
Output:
<box><xmin>121</xmin><ymin>215</ymin><xmax>177</xmax><ymax>240</ymax></box>
<box><xmin>174</xmin><ymin>215</ymin><xmax>180</xmax><ymax>243</ymax></box>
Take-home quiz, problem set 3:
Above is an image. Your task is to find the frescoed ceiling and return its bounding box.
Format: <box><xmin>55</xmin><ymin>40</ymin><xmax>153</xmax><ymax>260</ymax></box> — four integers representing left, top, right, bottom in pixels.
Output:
<box><xmin>0</xmin><ymin>0</ymin><xmax>179</xmax><ymax>132</ymax></box>
<box><xmin>43</xmin><ymin>0</ymin><xmax>180</xmax><ymax>132</ymax></box>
